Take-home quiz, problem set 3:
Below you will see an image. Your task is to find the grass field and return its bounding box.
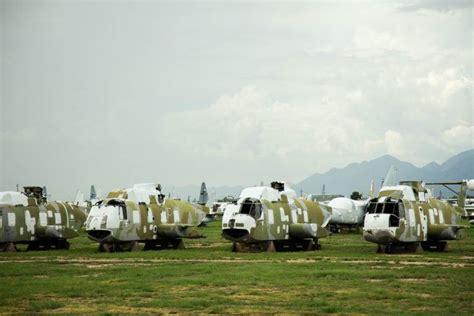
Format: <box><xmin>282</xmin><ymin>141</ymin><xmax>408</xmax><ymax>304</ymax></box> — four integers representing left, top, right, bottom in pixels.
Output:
<box><xmin>1</xmin><ymin>222</ymin><xmax>473</xmax><ymax>314</ymax></box>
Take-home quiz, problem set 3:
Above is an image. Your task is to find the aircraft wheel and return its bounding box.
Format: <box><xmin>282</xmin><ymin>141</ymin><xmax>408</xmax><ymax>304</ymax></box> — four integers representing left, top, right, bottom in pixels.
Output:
<box><xmin>406</xmin><ymin>242</ymin><xmax>422</xmax><ymax>253</ymax></box>
<box><xmin>41</xmin><ymin>243</ymin><xmax>52</xmax><ymax>250</ymax></box>
<box><xmin>385</xmin><ymin>244</ymin><xmax>394</xmax><ymax>254</ymax></box>
<box><xmin>265</xmin><ymin>241</ymin><xmax>276</xmax><ymax>252</ymax></box>
<box><xmin>436</xmin><ymin>242</ymin><xmax>448</xmax><ymax>252</ymax></box>
<box><xmin>302</xmin><ymin>240</ymin><xmax>315</xmax><ymax>251</ymax></box>
<box><xmin>273</xmin><ymin>241</ymin><xmax>284</xmax><ymax>251</ymax></box>
<box><xmin>376</xmin><ymin>244</ymin><xmax>383</xmax><ymax>253</ymax></box>
<box><xmin>313</xmin><ymin>239</ymin><xmax>321</xmax><ymax>250</ymax></box>
<box><xmin>144</xmin><ymin>241</ymin><xmax>154</xmax><ymax>251</ymax></box>
<box><xmin>421</xmin><ymin>242</ymin><xmax>430</xmax><ymax>251</ymax></box>
<box><xmin>56</xmin><ymin>240</ymin><xmax>70</xmax><ymax>250</ymax></box>
<box><xmin>173</xmin><ymin>239</ymin><xmax>185</xmax><ymax>250</ymax></box>
<box><xmin>232</xmin><ymin>242</ymin><xmax>244</xmax><ymax>252</ymax></box>
<box><xmin>98</xmin><ymin>243</ymin><xmax>114</xmax><ymax>253</ymax></box>
<box><xmin>377</xmin><ymin>244</ymin><xmax>393</xmax><ymax>254</ymax></box>
<box><xmin>129</xmin><ymin>241</ymin><xmax>139</xmax><ymax>252</ymax></box>
<box><xmin>1</xmin><ymin>242</ymin><xmax>17</xmax><ymax>252</ymax></box>
<box><xmin>27</xmin><ymin>242</ymin><xmax>38</xmax><ymax>251</ymax></box>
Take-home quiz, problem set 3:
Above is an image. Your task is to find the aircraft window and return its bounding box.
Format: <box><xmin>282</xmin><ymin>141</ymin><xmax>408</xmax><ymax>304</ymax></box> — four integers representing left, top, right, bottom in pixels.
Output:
<box><xmin>120</xmin><ymin>206</ymin><xmax>127</xmax><ymax>220</ymax></box>
<box><xmin>158</xmin><ymin>194</ymin><xmax>165</xmax><ymax>204</ymax></box>
<box><xmin>383</xmin><ymin>203</ymin><xmax>396</xmax><ymax>215</ymax></box>
<box><xmin>389</xmin><ymin>214</ymin><xmax>400</xmax><ymax>227</ymax></box>
<box><xmin>108</xmin><ymin>200</ymin><xmax>127</xmax><ymax>220</ymax></box>
<box><xmin>375</xmin><ymin>203</ymin><xmax>384</xmax><ymax>214</ymax></box>
<box><xmin>240</xmin><ymin>199</ymin><xmax>262</xmax><ymax>219</ymax></box>
<box><xmin>380</xmin><ymin>202</ymin><xmax>401</xmax><ymax>227</ymax></box>
<box><xmin>366</xmin><ymin>202</ymin><xmax>376</xmax><ymax>214</ymax></box>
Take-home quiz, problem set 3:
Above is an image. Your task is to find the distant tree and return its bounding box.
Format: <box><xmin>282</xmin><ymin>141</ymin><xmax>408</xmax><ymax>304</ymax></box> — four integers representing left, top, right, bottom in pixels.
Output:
<box><xmin>350</xmin><ymin>191</ymin><xmax>363</xmax><ymax>200</ymax></box>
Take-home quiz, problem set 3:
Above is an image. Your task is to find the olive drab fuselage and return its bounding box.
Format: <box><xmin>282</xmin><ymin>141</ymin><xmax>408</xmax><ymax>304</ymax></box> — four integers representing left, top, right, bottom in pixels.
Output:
<box><xmin>363</xmin><ymin>182</ymin><xmax>467</xmax><ymax>247</ymax></box>
<box><xmin>222</xmin><ymin>185</ymin><xmax>331</xmax><ymax>245</ymax></box>
<box><xmin>0</xmin><ymin>198</ymin><xmax>87</xmax><ymax>249</ymax></box>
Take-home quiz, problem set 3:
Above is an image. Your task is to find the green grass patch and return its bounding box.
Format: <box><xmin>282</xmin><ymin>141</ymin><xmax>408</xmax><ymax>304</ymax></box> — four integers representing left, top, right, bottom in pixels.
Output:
<box><xmin>1</xmin><ymin>221</ymin><xmax>473</xmax><ymax>314</ymax></box>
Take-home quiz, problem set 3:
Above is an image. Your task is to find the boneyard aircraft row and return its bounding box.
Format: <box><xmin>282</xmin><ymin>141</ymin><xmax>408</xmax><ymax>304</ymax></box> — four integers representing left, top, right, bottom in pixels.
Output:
<box><xmin>0</xmin><ymin>186</ymin><xmax>87</xmax><ymax>251</ymax></box>
<box><xmin>1</xmin><ymin>175</ymin><xmax>472</xmax><ymax>253</ymax></box>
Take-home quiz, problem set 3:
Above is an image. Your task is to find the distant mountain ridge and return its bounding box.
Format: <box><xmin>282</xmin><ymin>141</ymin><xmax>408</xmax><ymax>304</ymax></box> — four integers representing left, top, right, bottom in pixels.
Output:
<box><xmin>293</xmin><ymin>149</ymin><xmax>474</xmax><ymax>198</ymax></box>
<box><xmin>170</xmin><ymin>149</ymin><xmax>474</xmax><ymax>201</ymax></box>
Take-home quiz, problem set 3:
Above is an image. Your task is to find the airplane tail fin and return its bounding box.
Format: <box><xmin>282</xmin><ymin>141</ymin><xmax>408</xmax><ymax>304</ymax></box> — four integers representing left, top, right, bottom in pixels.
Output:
<box><xmin>198</xmin><ymin>182</ymin><xmax>208</xmax><ymax>205</ymax></box>
<box><xmin>90</xmin><ymin>185</ymin><xmax>97</xmax><ymax>200</ymax></box>
<box><xmin>458</xmin><ymin>179</ymin><xmax>474</xmax><ymax>209</ymax></box>
<box><xmin>382</xmin><ymin>165</ymin><xmax>399</xmax><ymax>188</ymax></box>
<box><xmin>368</xmin><ymin>180</ymin><xmax>375</xmax><ymax>198</ymax></box>
<box><xmin>74</xmin><ymin>190</ymin><xmax>85</xmax><ymax>206</ymax></box>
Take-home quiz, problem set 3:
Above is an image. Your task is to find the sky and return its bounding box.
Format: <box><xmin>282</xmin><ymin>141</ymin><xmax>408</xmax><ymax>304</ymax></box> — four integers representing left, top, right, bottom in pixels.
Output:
<box><xmin>0</xmin><ymin>0</ymin><xmax>473</xmax><ymax>199</ymax></box>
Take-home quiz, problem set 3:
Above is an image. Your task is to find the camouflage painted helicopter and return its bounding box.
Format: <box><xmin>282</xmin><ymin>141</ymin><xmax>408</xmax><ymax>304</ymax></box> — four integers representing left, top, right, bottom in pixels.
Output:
<box><xmin>0</xmin><ymin>186</ymin><xmax>87</xmax><ymax>251</ymax></box>
<box><xmin>222</xmin><ymin>181</ymin><xmax>331</xmax><ymax>252</ymax></box>
<box><xmin>363</xmin><ymin>177</ymin><xmax>473</xmax><ymax>253</ymax></box>
<box><xmin>86</xmin><ymin>183</ymin><xmax>208</xmax><ymax>252</ymax></box>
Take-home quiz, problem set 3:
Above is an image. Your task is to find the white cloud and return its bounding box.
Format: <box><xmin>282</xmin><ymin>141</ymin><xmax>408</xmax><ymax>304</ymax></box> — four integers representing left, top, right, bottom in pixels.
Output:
<box><xmin>384</xmin><ymin>130</ymin><xmax>404</xmax><ymax>157</ymax></box>
<box><xmin>352</xmin><ymin>27</ymin><xmax>405</xmax><ymax>57</ymax></box>
<box><xmin>442</xmin><ymin>124</ymin><xmax>474</xmax><ymax>149</ymax></box>
<box><xmin>158</xmin><ymin>86</ymin><xmax>379</xmax><ymax>182</ymax></box>
<box><xmin>1</xmin><ymin>1</ymin><xmax>472</xmax><ymax>193</ymax></box>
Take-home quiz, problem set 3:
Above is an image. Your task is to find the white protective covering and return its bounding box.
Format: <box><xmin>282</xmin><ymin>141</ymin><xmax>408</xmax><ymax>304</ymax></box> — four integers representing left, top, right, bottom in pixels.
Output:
<box><xmin>0</xmin><ymin>191</ymin><xmax>28</xmax><ymax>206</ymax></box>
<box><xmin>124</xmin><ymin>183</ymin><xmax>161</xmax><ymax>204</ymax></box>
<box><xmin>466</xmin><ymin>179</ymin><xmax>474</xmax><ymax>191</ymax></box>
<box><xmin>281</xmin><ymin>184</ymin><xmax>297</xmax><ymax>203</ymax></box>
<box><xmin>379</xmin><ymin>185</ymin><xmax>416</xmax><ymax>201</ymax></box>
<box><xmin>239</xmin><ymin>186</ymin><xmax>280</xmax><ymax>202</ymax></box>
<box><xmin>328</xmin><ymin>197</ymin><xmax>356</xmax><ymax>212</ymax></box>
<box><xmin>327</xmin><ymin>197</ymin><xmax>367</xmax><ymax>225</ymax></box>
<box><xmin>222</xmin><ymin>204</ymin><xmax>240</xmax><ymax>224</ymax></box>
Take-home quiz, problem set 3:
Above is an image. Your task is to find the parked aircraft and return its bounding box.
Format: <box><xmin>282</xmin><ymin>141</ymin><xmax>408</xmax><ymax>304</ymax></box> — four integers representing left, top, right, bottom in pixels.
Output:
<box><xmin>324</xmin><ymin>180</ymin><xmax>374</xmax><ymax>232</ymax></box>
<box><xmin>363</xmin><ymin>178</ymin><xmax>473</xmax><ymax>253</ymax></box>
<box><xmin>86</xmin><ymin>183</ymin><xmax>207</xmax><ymax>252</ymax></box>
<box><xmin>210</xmin><ymin>196</ymin><xmax>238</xmax><ymax>219</ymax></box>
<box><xmin>222</xmin><ymin>181</ymin><xmax>331</xmax><ymax>252</ymax></box>
<box><xmin>0</xmin><ymin>186</ymin><xmax>87</xmax><ymax>251</ymax></box>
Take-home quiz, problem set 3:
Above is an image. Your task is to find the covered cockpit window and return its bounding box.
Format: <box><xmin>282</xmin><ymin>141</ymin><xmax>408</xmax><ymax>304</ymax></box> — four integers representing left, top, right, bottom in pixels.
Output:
<box><xmin>240</xmin><ymin>198</ymin><xmax>262</xmax><ymax>220</ymax></box>
<box><xmin>107</xmin><ymin>200</ymin><xmax>127</xmax><ymax>220</ymax></box>
<box><xmin>365</xmin><ymin>199</ymin><xmax>402</xmax><ymax>227</ymax></box>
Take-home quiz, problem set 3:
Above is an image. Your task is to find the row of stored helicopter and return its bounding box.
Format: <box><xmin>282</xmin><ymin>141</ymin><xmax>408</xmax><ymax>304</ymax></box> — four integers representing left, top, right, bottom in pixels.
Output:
<box><xmin>1</xmin><ymin>167</ymin><xmax>472</xmax><ymax>253</ymax></box>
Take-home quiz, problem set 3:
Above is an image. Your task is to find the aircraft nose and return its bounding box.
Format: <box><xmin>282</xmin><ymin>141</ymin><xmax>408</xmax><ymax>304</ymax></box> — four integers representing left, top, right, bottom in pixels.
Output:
<box><xmin>87</xmin><ymin>229</ymin><xmax>113</xmax><ymax>242</ymax></box>
<box><xmin>364</xmin><ymin>229</ymin><xmax>395</xmax><ymax>245</ymax></box>
<box><xmin>223</xmin><ymin>228</ymin><xmax>251</xmax><ymax>241</ymax></box>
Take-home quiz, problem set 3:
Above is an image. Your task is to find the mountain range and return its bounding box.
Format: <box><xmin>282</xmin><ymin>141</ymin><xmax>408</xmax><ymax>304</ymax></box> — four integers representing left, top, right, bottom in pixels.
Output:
<box><xmin>174</xmin><ymin>149</ymin><xmax>474</xmax><ymax>202</ymax></box>
<box><xmin>293</xmin><ymin>149</ymin><xmax>474</xmax><ymax>198</ymax></box>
